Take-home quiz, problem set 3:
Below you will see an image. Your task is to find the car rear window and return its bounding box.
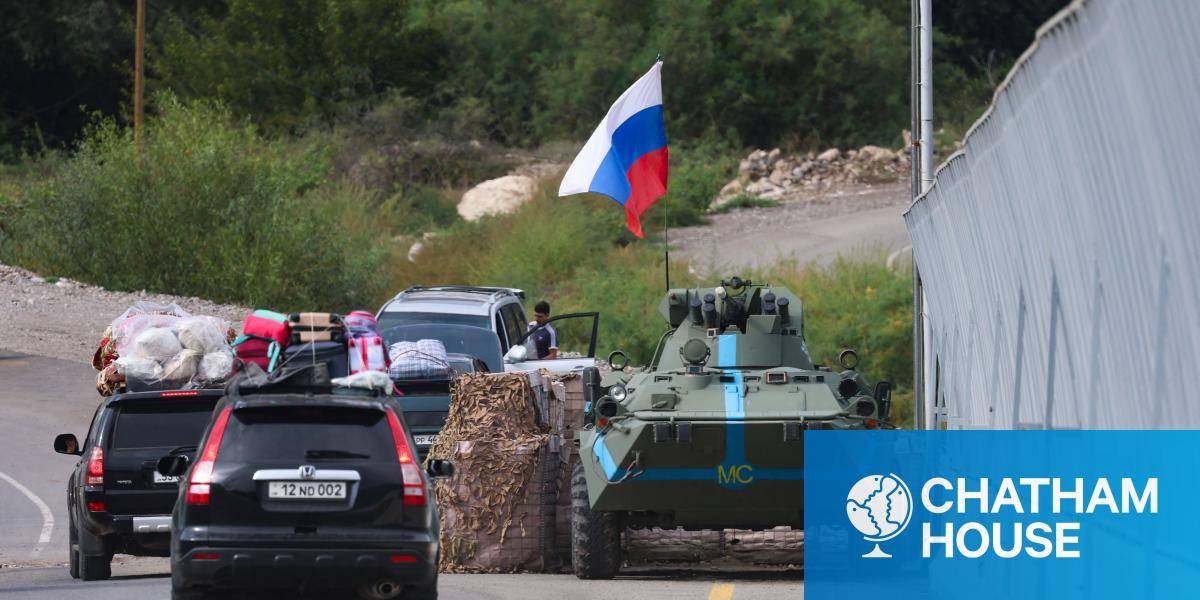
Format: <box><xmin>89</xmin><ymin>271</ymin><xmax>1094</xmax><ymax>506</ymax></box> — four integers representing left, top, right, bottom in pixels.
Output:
<box><xmin>401</xmin><ymin>410</ymin><xmax>449</xmax><ymax>428</ymax></box>
<box><xmin>378</xmin><ymin>311</ymin><xmax>490</xmax><ymax>331</ymax></box>
<box><xmin>111</xmin><ymin>400</ymin><xmax>217</xmax><ymax>450</ymax></box>
<box><xmin>218</xmin><ymin>406</ymin><xmax>396</xmax><ymax>462</ymax></box>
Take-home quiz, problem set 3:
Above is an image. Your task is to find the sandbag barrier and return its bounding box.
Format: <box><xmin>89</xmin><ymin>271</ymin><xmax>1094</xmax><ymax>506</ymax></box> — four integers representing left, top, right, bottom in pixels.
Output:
<box><xmin>429</xmin><ymin>370</ymin><xmax>803</xmax><ymax>572</ymax></box>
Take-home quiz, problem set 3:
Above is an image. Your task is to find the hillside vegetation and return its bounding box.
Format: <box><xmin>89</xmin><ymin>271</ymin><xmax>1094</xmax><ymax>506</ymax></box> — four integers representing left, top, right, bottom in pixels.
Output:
<box><xmin>0</xmin><ymin>0</ymin><xmax>1066</xmax><ymax>427</ymax></box>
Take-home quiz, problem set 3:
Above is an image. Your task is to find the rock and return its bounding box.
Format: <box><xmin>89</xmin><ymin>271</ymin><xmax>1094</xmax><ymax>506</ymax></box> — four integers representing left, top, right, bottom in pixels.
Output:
<box><xmin>30</xmin><ymin>276</ymin><xmax>44</xmax><ymax>284</ymax></box>
<box><xmin>791</xmin><ymin>163</ymin><xmax>812</xmax><ymax>178</ymax></box>
<box><xmin>859</xmin><ymin>145</ymin><xmax>896</xmax><ymax>163</ymax></box>
<box><xmin>766</xmin><ymin>148</ymin><xmax>782</xmax><ymax>164</ymax></box>
<box><xmin>719</xmin><ymin>178</ymin><xmax>744</xmax><ymax>197</ymax></box>
<box><xmin>768</xmin><ymin>166</ymin><xmax>789</xmax><ymax>186</ymax></box>
<box><xmin>709</xmin><ymin>179</ymin><xmax>745</xmax><ymax>211</ymax></box>
<box><xmin>406</xmin><ymin>232</ymin><xmax>439</xmax><ymax>262</ymax></box>
<box><xmin>846</xmin><ymin>149</ymin><xmax>858</xmax><ymax>160</ymax></box>
<box><xmin>456</xmin><ymin>175</ymin><xmax>538</xmax><ymax>221</ymax></box>
<box><xmin>737</xmin><ymin>158</ymin><xmax>754</xmax><ymax>177</ymax></box>
<box><xmin>745</xmin><ymin>179</ymin><xmax>780</xmax><ymax>197</ymax></box>
<box><xmin>817</xmin><ymin>148</ymin><xmax>840</xmax><ymax>162</ymax></box>
<box><xmin>407</xmin><ymin>241</ymin><xmax>425</xmax><ymax>262</ymax></box>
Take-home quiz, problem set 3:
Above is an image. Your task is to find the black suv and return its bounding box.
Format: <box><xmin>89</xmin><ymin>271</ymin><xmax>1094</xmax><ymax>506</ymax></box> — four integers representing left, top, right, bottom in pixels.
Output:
<box><xmin>160</xmin><ymin>368</ymin><xmax>451</xmax><ymax>600</ymax></box>
<box><xmin>53</xmin><ymin>389</ymin><xmax>223</xmax><ymax>580</ymax></box>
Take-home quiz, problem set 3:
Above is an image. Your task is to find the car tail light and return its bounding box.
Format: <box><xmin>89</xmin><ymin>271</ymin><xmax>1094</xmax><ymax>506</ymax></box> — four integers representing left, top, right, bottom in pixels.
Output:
<box><xmin>87</xmin><ymin>501</ymin><xmax>106</xmax><ymax>512</ymax></box>
<box><xmin>186</xmin><ymin>406</ymin><xmax>232</xmax><ymax>505</ymax></box>
<box><xmin>386</xmin><ymin>410</ymin><xmax>427</xmax><ymax>507</ymax></box>
<box><xmin>160</xmin><ymin>390</ymin><xmax>201</xmax><ymax>398</ymax></box>
<box><xmin>191</xmin><ymin>552</ymin><xmax>221</xmax><ymax>561</ymax></box>
<box><xmin>390</xmin><ymin>554</ymin><xmax>418</xmax><ymax>564</ymax></box>
<box><xmin>85</xmin><ymin>447</ymin><xmax>104</xmax><ymax>486</ymax></box>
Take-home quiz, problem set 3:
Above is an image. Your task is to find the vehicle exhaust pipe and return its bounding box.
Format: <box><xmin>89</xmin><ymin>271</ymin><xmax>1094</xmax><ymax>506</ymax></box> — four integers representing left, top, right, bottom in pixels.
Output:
<box><xmin>358</xmin><ymin>579</ymin><xmax>404</xmax><ymax>600</ymax></box>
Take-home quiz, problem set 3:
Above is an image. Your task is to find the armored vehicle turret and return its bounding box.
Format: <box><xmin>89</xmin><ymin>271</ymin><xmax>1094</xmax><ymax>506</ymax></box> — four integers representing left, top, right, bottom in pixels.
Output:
<box><xmin>571</xmin><ymin>277</ymin><xmax>893</xmax><ymax>579</ymax></box>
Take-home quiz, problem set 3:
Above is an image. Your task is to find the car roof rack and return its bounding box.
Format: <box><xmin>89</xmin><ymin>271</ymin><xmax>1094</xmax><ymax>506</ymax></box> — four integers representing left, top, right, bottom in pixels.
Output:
<box><xmin>396</xmin><ymin>285</ymin><xmax>525</xmax><ymax>301</ymax></box>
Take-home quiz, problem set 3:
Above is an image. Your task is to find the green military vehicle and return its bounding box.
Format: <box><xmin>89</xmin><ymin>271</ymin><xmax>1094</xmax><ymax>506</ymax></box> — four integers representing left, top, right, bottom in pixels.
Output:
<box><xmin>571</xmin><ymin>277</ymin><xmax>893</xmax><ymax>578</ymax></box>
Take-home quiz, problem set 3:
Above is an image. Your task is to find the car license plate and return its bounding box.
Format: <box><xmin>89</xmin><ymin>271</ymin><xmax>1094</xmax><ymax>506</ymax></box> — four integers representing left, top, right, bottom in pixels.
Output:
<box><xmin>267</xmin><ymin>481</ymin><xmax>347</xmax><ymax>500</ymax></box>
<box><xmin>153</xmin><ymin>472</ymin><xmax>180</xmax><ymax>484</ymax></box>
<box><xmin>414</xmin><ymin>434</ymin><xmax>437</xmax><ymax>446</ymax></box>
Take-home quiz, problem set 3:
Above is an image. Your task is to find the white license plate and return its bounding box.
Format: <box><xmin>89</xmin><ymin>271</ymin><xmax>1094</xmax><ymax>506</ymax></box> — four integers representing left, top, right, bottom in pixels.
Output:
<box><xmin>153</xmin><ymin>472</ymin><xmax>180</xmax><ymax>484</ymax></box>
<box><xmin>267</xmin><ymin>481</ymin><xmax>347</xmax><ymax>500</ymax></box>
<box><xmin>414</xmin><ymin>434</ymin><xmax>437</xmax><ymax>446</ymax></box>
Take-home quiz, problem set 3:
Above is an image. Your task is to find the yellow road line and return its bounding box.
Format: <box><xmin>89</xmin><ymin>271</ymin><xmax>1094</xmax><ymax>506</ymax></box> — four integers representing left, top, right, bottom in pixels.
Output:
<box><xmin>708</xmin><ymin>583</ymin><xmax>735</xmax><ymax>600</ymax></box>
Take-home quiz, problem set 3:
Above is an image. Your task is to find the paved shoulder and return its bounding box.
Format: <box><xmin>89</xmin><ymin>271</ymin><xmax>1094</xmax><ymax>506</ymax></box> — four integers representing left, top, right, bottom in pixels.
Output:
<box><xmin>0</xmin><ymin>353</ymin><xmax>101</xmax><ymax>567</ymax></box>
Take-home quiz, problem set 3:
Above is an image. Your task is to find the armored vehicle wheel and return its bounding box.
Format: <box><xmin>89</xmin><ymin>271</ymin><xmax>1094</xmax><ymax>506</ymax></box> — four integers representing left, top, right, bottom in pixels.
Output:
<box><xmin>571</xmin><ymin>461</ymin><xmax>623</xmax><ymax>579</ymax></box>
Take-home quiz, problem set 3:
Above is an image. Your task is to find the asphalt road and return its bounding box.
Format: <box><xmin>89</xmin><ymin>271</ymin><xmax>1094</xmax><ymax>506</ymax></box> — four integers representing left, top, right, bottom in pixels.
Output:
<box><xmin>0</xmin><ymin>352</ymin><xmax>803</xmax><ymax>599</ymax></box>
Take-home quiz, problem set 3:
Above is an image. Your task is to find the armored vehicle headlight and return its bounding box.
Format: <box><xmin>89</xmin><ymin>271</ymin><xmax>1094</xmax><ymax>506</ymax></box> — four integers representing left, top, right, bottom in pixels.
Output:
<box><xmin>838</xmin><ymin>348</ymin><xmax>860</xmax><ymax>370</ymax></box>
<box><xmin>597</xmin><ymin>398</ymin><xmax>620</xmax><ymax>418</ymax></box>
<box><xmin>609</xmin><ymin>384</ymin><xmax>628</xmax><ymax>402</ymax></box>
<box><xmin>855</xmin><ymin>399</ymin><xmax>876</xmax><ymax>417</ymax></box>
<box><xmin>838</xmin><ymin>378</ymin><xmax>861</xmax><ymax>398</ymax></box>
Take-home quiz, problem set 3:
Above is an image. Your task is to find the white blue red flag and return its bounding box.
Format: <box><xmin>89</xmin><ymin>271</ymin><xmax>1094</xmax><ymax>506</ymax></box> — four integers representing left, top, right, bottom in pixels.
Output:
<box><xmin>559</xmin><ymin>61</ymin><xmax>668</xmax><ymax>238</ymax></box>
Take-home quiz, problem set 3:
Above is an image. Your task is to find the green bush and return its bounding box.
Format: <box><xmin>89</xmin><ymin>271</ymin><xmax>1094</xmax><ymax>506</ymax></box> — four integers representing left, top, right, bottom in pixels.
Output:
<box><xmin>754</xmin><ymin>253</ymin><xmax>915</xmax><ymax>426</ymax></box>
<box><xmin>1</xmin><ymin>95</ymin><xmax>385</xmax><ymax>310</ymax></box>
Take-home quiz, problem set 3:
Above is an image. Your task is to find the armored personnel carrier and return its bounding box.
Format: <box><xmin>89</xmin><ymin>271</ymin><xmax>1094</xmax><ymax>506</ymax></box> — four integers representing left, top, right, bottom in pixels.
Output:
<box><xmin>571</xmin><ymin>277</ymin><xmax>893</xmax><ymax>578</ymax></box>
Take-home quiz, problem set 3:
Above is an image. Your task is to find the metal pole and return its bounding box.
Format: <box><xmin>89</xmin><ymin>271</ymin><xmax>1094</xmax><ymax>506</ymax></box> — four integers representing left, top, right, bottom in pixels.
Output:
<box><xmin>919</xmin><ymin>0</ymin><xmax>934</xmax><ymax>194</ymax></box>
<box><xmin>134</xmin><ymin>0</ymin><xmax>146</xmax><ymax>147</ymax></box>
<box><xmin>911</xmin><ymin>0</ymin><xmax>935</xmax><ymax>429</ymax></box>
<box><xmin>910</xmin><ymin>0</ymin><xmax>923</xmax><ymax>430</ymax></box>
<box><xmin>919</xmin><ymin>0</ymin><xmax>935</xmax><ymax>428</ymax></box>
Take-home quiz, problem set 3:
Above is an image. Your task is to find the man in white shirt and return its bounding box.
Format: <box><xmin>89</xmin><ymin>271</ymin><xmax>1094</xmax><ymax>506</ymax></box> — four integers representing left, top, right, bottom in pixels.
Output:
<box><xmin>526</xmin><ymin>300</ymin><xmax>559</xmax><ymax>360</ymax></box>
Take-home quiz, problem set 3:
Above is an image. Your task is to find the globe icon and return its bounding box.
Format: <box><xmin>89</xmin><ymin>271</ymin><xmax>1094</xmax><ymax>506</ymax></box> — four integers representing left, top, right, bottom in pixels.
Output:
<box><xmin>845</xmin><ymin>473</ymin><xmax>913</xmax><ymax>558</ymax></box>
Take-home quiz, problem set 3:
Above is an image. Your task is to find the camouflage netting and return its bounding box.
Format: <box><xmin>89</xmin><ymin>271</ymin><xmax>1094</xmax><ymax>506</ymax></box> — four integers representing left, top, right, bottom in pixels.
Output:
<box><xmin>427</xmin><ymin>371</ymin><xmax>562</xmax><ymax>573</ymax></box>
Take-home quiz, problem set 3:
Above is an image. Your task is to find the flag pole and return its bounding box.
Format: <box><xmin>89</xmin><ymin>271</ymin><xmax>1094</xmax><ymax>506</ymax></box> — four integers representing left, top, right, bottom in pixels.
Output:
<box><xmin>663</xmin><ymin>197</ymin><xmax>671</xmax><ymax>291</ymax></box>
<box><xmin>656</xmin><ymin>53</ymin><xmax>671</xmax><ymax>292</ymax></box>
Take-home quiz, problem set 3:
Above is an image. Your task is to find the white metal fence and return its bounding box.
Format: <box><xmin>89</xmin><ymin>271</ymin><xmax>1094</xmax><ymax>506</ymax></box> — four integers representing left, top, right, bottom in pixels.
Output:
<box><xmin>904</xmin><ymin>0</ymin><xmax>1200</xmax><ymax>428</ymax></box>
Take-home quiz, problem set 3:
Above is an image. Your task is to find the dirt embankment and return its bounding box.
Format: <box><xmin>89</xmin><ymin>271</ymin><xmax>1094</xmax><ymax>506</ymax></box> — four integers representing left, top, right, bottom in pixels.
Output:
<box><xmin>0</xmin><ymin>264</ymin><xmax>247</xmax><ymax>365</ymax></box>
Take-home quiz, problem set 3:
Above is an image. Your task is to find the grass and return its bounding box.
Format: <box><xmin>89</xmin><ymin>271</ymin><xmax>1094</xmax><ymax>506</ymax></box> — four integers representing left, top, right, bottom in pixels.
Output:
<box><xmin>710</xmin><ymin>194</ymin><xmax>781</xmax><ymax>213</ymax></box>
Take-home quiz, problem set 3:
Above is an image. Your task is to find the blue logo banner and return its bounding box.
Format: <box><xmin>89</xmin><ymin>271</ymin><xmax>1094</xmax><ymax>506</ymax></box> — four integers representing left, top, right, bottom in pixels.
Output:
<box><xmin>804</xmin><ymin>431</ymin><xmax>1200</xmax><ymax>600</ymax></box>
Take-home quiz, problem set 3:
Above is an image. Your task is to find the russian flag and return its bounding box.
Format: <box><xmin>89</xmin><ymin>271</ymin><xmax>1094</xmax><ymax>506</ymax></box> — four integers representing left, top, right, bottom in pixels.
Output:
<box><xmin>559</xmin><ymin>61</ymin><xmax>668</xmax><ymax>238</ymax></box>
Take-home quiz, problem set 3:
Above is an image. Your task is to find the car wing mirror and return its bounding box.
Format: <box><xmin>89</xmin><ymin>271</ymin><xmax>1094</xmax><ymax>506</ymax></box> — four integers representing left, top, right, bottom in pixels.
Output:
<box><xmin>504</xmin><ymin>345</ymin><xmax>527</xmax><ymax>364</ymax></box>
<box><xmin>426</xmin><ymin>459</ymin><xmax>454</xmax><ymax>479</ymax></box>
<box><xmin>873</xmin><ymin>381</ymin><xmax>893</xmax><ymax>420</ymax></box>
<box><xmin>157</xmin><ymin>454</ymin><xmax>190</xmax><ymax>478</ymax></box>
<box><xmin>53</xmin><ymin>433</ymin><xmax>81</xmax><ymax>456</ymax></box>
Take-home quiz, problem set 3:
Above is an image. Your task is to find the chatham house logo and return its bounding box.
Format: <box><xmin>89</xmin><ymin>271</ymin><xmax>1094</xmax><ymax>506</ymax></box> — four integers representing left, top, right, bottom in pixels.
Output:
<box><xmin>846</xmin><ymin>473</ymin><xmax>913</xmax><ymax>558</ymax></box>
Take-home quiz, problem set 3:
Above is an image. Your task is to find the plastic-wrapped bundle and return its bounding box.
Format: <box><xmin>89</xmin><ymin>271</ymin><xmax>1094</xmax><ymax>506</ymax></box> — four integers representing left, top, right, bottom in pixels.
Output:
<box><xmin>110</xmin><ymin>301</ymin><xmax>192</xmax><ymax>354</ymax></box>
<box><xmin>161</xmin><ymin>349</ymin><xmax>202</xmax><ymax>385</ymax></box>
<box><xmin>131</xmin><ymin>327</ymin><xmax>183</xmax><ymax>362</ymax></box>
<box><xmin>116</xmin><ymin>356</ymin><xmax>164</xmax><ymax>385</ymax></box>
<box><xmin>177</xmin><ymin>316</ymin><xmax>230</xmax><ymax>354</ymax></box>
<box><xmin>104</xmin><ymin>302</ymin><xmax>236</xmax><ymax>391</ymax></box>
<box><xmin>198</xmin><ymin>350</ymin><xmax>235</xmax><ymax>383</ymax></box>
<box><xmin>388</xmin><ymin>339</ymin><xmax>449</xmax><ymax>380</ymax></box>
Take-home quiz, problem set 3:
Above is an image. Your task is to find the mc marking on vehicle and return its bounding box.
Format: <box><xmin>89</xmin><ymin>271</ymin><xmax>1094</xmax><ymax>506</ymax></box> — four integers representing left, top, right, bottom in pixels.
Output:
<box><xmin>717</xmin><ymin>464</ymin><xmax>755</xmax><ymax>488</ymax></box>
